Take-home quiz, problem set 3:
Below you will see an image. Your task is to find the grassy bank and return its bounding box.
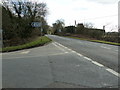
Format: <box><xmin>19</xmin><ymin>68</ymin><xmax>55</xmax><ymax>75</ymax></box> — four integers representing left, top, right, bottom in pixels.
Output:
<box><xmin>1</xmin><ymin>36</ymin><xmax>52</xmax><ymax>52</ymax></box>
<box><xmin>63</xmin><ymin>36</ymin><xmax>120</xmax><ymax>46</ymax></box>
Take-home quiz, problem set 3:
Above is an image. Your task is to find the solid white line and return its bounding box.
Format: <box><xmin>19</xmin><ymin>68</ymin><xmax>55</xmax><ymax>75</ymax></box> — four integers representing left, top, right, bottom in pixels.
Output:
<box><xmin>106</xmin><ymin>68</ymin><xmax>120</xmax><ymax>77</ymax></box>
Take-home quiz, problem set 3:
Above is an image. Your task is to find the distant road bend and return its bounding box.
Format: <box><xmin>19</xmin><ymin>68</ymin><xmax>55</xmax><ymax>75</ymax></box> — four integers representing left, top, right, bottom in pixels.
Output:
<box><xmin>2</xmin><ymin>35</ymin><xmax>119</xmax><ymax>88</ymax></box>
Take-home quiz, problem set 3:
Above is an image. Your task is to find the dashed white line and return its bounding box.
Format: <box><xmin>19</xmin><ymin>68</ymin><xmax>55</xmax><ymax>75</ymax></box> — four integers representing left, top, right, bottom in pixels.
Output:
<box><xmin>53</xmin><ymin>41</ymin><xmax>120</xmax><ymax>78</ymax></box>
<box><xmin>71</xmin><ymin>51</ymin><xmax>76</xmax><ymax>53</ymax></box>
<box><xmin>83</xmin><ymin>57</ymin><xmax>92</xmax><ymax>61</ymax></box>
<box><xmin>67</xmin><ymin>49</ymin><xmax>72</xmax><ymax>51</ymax></box>
<box><xmin>91</xmin><ymin>61</ymin><xmax>104</xmax><ymax>67</ymax></box>
<box><xmin>106</xmin><ymin>68</ymin><xmax>120</xmax><ymax>77</ymax></box>
<box><xmin>76</xmin><ymin>53</ymin><xmax>83</xmax><ymax>57</ymax></box>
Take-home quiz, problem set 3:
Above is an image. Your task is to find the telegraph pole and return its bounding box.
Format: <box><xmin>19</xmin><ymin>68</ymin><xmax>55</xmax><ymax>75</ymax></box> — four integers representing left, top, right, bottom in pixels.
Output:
<box><xmin>103</xmin><ymin>26</ymin><xmax>105</xmax><ymax>30</ymax></box>
<box><xmin>75</xmin><ymin>20</ymin><xmax>77</xmax><ymax>33</ymax></box>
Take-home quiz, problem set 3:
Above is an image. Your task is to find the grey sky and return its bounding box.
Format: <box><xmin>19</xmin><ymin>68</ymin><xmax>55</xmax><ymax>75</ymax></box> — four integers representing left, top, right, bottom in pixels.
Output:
<box><xmin>85</xmin><ymin>0</ymin><xmax>118</xmax><ymax>4</ymax></box>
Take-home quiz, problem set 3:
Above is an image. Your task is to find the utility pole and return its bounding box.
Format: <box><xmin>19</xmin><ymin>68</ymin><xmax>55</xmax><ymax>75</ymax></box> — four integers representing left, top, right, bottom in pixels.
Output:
<box><xmin>75</xmin><ymin>20</ymin><xmax>77</xmax><ymax>33</ymax></box>
<box><xmin>103</xmin><ymin>25</ymin><xmax>105</xmax><ymax>30</ymax></box>
<box><xmin>75</xmin><ymin>20</ymin><xmax>77</xmax><ymax>27</ymax></box>
<box><xmin>103</xmin><ymin>23</ymin><xmax>111</xmax><ymax>31</ymax></box>
<box><xmin>40</xmin><ymin>16</ymin><xmax>43</xmax><ymax>36</ymax></box>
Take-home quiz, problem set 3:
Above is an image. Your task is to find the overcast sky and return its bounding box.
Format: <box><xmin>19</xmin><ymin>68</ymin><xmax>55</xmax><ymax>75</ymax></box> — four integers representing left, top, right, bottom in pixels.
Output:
<box><xmin>1</xmin><ymin>0</ymin><xmax>119</xmax><ymax>32</ymax></box>
<box><xmin>37</xmin><ymin>0</ymin><xmax>118</xmax><ymax>32</ymax></box>
<box><xmin>11</xmin><ymin>0</ymin><xmax>119</xmax><ymax>32</ymax></box>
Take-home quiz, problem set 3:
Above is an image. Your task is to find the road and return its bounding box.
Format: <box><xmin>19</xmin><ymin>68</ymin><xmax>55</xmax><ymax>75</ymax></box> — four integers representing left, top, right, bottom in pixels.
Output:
<box><xmin>47</xmin><ymin>35</ymin><xmax>119</xmax><ymax>72</ymax></box>
<box><xmin>2</xmin><ymin>35</ymin><xmax>119</xmax><ymax>88</ymax></box>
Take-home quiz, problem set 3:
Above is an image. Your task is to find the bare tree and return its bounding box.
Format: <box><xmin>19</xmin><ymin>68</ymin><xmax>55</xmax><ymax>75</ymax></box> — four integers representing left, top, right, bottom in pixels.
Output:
<box><xmin>52</xmin><ymin>19</ymin><xmax>65</xmax><ymax>34</ymax></box>
<box><xmin>84</xmin><ymin>22</ymin><xmax>94</xmax><ymax>28</ymax></box>
<box><xmin>2</xmin><ymin>0</ymin><xmax>48</xmax><ymax>40</ymax></box>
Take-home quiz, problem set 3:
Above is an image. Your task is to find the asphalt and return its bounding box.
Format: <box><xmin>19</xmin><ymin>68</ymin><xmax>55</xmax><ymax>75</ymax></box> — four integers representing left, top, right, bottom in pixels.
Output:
<box><xmin>47</xmin><ymin>35</ymin><xmax>119</xmax><ymax>72</ymax></box>
<box><xmin>2</xmin><ymin>35</ymin><xmax>119</xmax><ymax>88</ymax></box>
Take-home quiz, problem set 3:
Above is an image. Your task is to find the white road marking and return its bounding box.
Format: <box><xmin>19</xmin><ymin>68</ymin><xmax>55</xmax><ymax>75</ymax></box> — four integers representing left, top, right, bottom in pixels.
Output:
<box><xmin>101</xmin><ymin>46</ymin><xmax>111</xmax><ymax>50</ymax></box>
<box><xmin>91</xmin><ymin>61</ymin><xmax>104</xmax><ymax>67</ymax></box>
<box><xmin>67</xmin><ymin>49</ymin><xmax>72</xmax><ymax>51</ymax></box>
<box><xmin>54</xmin><ymin>41</ymin><xmax>120</xmax><ymax>77</ymax></box>
<box><xmin>83</xmin><ymin>57</ymin><xmax>92</xmax><ymax>61</ymax></box>
<box><xmin>52</xmin><ymin>43</ymin><xmax>66</xmax><ymax>52</ymax></box>
<box><xmin>76</xmin><ymin>53</ymin><xmax>83</xmax><ymax>57</ymax></box>
<box><xmin>20</xmin><ymin>51</ymin><xmax>30</xmax><ymax>54</ymax></box>
<box><xmin>106</xmin><ymin>68</ymin><xmax>120</xmax><ymax>77</ymax></box>
<box><xmin>54</xmin><ymin>42</ymin><xmax>73</xmax><ymax>51</ymax></box>
<box><xmin>71</xmin><ymin>51</ymin><xmax>76</xmax><ymax>53</ymax></box>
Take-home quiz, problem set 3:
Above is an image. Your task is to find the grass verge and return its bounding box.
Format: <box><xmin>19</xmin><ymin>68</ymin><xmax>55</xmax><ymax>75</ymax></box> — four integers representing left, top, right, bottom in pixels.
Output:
<box><xmin>1</xmin><ymin>36</ymin><xmax>52</xmax><ymax>52</ymax></box>
<box><xmin>63</xmin><ymin>36</ymin><xmax>120</xmax><ymax>46</ymax></box>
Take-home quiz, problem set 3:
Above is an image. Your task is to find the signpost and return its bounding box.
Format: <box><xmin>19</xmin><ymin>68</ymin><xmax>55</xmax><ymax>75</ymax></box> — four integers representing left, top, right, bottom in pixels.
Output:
<box><xmin>31</xmin><ymin>22</ymin><xmax>41</xmax><ymax>28</ymax></box>
<box><xmin>59</xmin><ymin>29</ymin><xmax>61</xmax><ymax>32</ymax></box>
<box><xmin>31</xmin><ymin>22</ymin><xmax>43</xmax><ymax>36</ymax></box>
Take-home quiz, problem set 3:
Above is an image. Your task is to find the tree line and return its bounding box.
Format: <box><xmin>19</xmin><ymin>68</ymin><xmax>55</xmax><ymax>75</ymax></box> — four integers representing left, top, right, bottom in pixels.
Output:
<box><xmin>51</xmin><ymin>19</ymin><xmax>119</xmax><ymax>43</ymax></box>
<box><xmin>2</xmin><ymin>0</ymin><xmax>48</xmax><ymax>47</ymax></box>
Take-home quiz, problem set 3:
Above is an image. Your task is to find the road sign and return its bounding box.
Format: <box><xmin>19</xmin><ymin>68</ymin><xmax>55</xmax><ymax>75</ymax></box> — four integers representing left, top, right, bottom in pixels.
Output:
<box><xmin>59</xmin><ymin>29</ymin><xmax>61</xmax><ymax>32</ymax></box>
<box><xmin>31</xmin><ymin>22</ymin><xmax>41</xmax><ymax>27</ymax></box>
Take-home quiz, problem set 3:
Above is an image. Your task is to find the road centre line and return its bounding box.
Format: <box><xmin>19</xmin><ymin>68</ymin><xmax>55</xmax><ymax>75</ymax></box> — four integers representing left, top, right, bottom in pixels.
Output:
<box><xmin>53</xmin><ymin>42</ymin><xmax>120</xmax><ymax>77</ymax></box>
